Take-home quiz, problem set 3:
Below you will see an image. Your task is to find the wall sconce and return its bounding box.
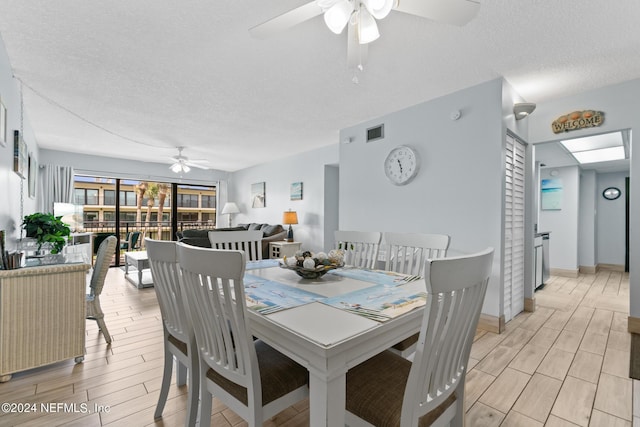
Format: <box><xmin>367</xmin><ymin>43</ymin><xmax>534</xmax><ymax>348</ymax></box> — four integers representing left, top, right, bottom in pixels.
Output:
<box><xmin>221</xmin><ymin>202</ymin><xmax>240</xmax><ymax>227</ymax></box>
<box><xmin>282</xmin><ymin>210</ymin><xmax>299</xmax><ymax>242</ymax></box>
<box><xmin>514</xmin><ymin>102</ymin><xmax>536</xmax><ymax>120</ymax></box>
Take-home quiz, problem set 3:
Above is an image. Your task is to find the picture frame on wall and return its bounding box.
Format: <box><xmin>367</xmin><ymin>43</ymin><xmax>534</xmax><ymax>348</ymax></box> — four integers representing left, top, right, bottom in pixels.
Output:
<box><xmin>0</xmin><ymin>98</ymin><xmax>6</xmax><ymax>148</ymax></box>
<box><xmin>13</xmin><ymin>130</ymin><xmax>27</xmax><ymax>179</ymax></box>
<box><xmin>28</xmin><ymin>153</ymin><xmax>37</xmax><ymax>198</ymax></box>
<box><xmin>251</xmin><ymin>182</ymin><xmax>266</xmax><ymax>208</ymax></box>
<box><xmin>290</xmin><ymin>182</ymin><xmax>303</xmax><ymax>201</ymax></box>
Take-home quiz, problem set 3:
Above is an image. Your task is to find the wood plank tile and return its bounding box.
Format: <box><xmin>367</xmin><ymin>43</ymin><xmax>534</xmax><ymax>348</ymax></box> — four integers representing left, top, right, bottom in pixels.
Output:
<box><xmin>607</xmin><ymin>330</ymin><xmax>631</xmax><ymax>352</ymax></box>
<box><xmin>536</xmin><ymin>347</ymin><xmax>575</xmax><ymax>380</ymax></box>
<box><xmin>578</xmin><ymin>330</ymin><xmax>608</xmax><ymax>356</ymax></box>
<box><xmin>544</xmin><ymin>415</ymin><xmax>581</xmax><ymax>426</ymax></box>
<box><xmin>501</xmin><ymin>410</ymin><xmax>543</xmax><ymax>426</ymax></box>
<box><xmin>567</xmin><ymin>351</ymin><xmax>603</xmax><ymax>384</ymax></box>
<box><xmin>589</xmin><ymin>409</ymin><xmax>631</xmax><ymax>427</ymax></box>
<box><xmin>553</xmin><ymin>329</ymin><xmax>584</xmax><ymax>353</ymax></box>
<box><xmin>528</xmin><ymin>327</ymin><xmax>561</xmax><ymax>349</ymax></box>
<box><xmin>477</xmin><ymin>367</ymin><xmax>530</xmax><ymax>414</ymax></box>
<box><xmin>602</xmin><ymin>347</ymin><xmax>630</xmax><ymax>379</ymax></box>
<box><xmin>508</xmin><ymin>344</ymin><xmax>549</xmax><ymax>375</ymax></box>
<box><xmin>512</xmin><ymin>373</ymin><xmax>562</xmax><ymax>422</ymax></box>
<box><xmin>464</xmin><ymin>369</ymin><xmax>496</xmax><ymax>412</ymax></box>
<box><xmin>474</xmin><ymin>346</ymin><xmax>520</xmax><ymax>376</ymax></box>
<box><xmin>466</xmin><ymin>402</ymin><xmax>505</xmax><ymax>427</ymax></box>
<box><xmin>593</xmin><ymin>372</ymin><xmax>632</xmax><ymax>421</ymax></box>
<box><xmin>551</xmin><ymin>376</ymin><xmax>597</xmax><ymax>427</ymax></box>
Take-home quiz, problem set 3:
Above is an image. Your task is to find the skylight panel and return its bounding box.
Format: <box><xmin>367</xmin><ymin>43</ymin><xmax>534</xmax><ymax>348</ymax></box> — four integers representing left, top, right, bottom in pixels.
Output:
<box><xmin>570</xmin><ymin>146</ymin><xmax>626</xmax><ymax>164</ymax></box>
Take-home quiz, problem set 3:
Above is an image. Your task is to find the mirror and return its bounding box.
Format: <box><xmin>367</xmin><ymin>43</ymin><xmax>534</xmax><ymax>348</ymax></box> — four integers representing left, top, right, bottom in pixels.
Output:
<box><xmin>603</xmin><ymin>187</ymin><xmax>621</xmax><ymax>200</ymax></box>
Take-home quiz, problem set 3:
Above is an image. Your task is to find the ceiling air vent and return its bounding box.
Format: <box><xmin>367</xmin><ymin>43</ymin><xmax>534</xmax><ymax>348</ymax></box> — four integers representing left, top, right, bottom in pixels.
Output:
<box><xmin>366</xmin><ymin>124</ymin><xmax>384</xmax><ymax>142</ymax></box>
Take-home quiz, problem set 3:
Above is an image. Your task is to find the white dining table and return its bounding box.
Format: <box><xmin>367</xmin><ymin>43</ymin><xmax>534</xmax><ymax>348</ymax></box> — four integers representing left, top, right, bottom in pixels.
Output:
<box><xmin>246</xmin><ymin>265</ymin><xmax>426</xmax><ymax>427</ymax></box>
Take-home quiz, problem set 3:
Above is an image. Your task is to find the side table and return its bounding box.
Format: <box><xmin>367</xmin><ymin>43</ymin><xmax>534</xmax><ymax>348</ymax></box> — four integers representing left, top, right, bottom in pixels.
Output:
<box><xmin>269</xmin><ymin>241</ymin><xmax>302</xmax><ymax>259</ymax></box>
<box><xmin>124</xmin><ymin>251</ymin><xmax>153</xmax><ymax>288</ymax></box>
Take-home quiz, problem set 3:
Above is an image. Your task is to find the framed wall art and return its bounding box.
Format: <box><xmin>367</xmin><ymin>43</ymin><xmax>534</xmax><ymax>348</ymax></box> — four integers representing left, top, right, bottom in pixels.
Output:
<box><xmin>251</xmin><ymin>182</ymin><xmax>265</xmax><ymax>208</ymax></box>
<box><xmin>13</xmin><ymin>130</ymin><xmax>27</xmax><ymax>179</ymax></box>
<box><xmin>0</xmin><ymin>97</ymin><xmax>6</xmax><ymax>148</ymax></box>
<box><xmin>28</xmin><ymin>153</ymin><xmax>37</xmax><ymax>198</ymax></box>
<box><xmin>290</xmin><ymin>182</ymin><xmax>303</xmax><ymax>201</ymax></box>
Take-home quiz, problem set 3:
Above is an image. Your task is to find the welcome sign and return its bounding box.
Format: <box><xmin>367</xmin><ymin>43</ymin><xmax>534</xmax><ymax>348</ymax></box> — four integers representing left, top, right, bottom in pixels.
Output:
<box><xmin>551</xmin><ymin>110</ymin><xmax>604</xmax><ymax>134</ymax></box>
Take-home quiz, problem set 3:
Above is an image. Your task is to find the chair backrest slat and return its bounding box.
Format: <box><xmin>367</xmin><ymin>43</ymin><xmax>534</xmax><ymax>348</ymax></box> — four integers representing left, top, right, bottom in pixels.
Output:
<box><xmin>401</xmin><ymin>247</ymin><xmax>493</xmax><ymax>426</ymax></box>
<box><xmin>334</xmin><ymin>230</ymin><xmax>382</xmax><ymax>269</ymax></box>
<box><xmin>208</xmin><ymin>230</ymin><xmax>264</xmax><ymax>261</ymax></box>
<box><xmin>176</xmin><ymin>243</ymin><xmax>258</xmax><ymax>393</ymax></box>
<box><xmin>145</xmin><ymin>238</ymin><xmax>191</xmax><ymax>344</ymax></box>
<box><xmin>90</xmin><ymin>235</ymin><xmax>117</xmax><ymax>295</ymax></box>
<box><xmin>384</xmin><ymin>232</ymin><xmax>450</xmax><ymax>276</ymax></box>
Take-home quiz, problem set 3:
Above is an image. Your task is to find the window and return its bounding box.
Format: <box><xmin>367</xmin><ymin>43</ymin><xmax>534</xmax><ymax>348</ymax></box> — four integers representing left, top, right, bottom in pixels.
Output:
<box><xmin>84</xmin><ymin>211</ymin><xmax>99</xmax><ymax>223</ymax></box>
<box><xmin>103</xmin><ymin>211</ymin><xmax>115</xmax><ymax>222</ymax></box>
<box><xmin>177</xmin><ymin>212</ymin><xmax>199</xmax><ymax>222</ymax></box>
<box><xmin>201</xmin><ymin>195</ymin><xmax>216</xmax><ymax>209</ymax></box>
<box><xmin>177</xmin><ymin>194</ymin><xmax>198</xmax><ymax>208</ymax></box>
<box><xmin>120</xmin><ymin>191</ymin><xmax>137</xmax><ymax>206</ymax></box>
<box><xmin>104</xmin><ymin>190</ymin><xmax>116</xmax><ymax>205</ymax></box>
<box><xmin>201</xmin><ymin>213</ymin><xmax>215</xmax><ymax>222</ymax></box>
<box><xmin>74</xmin><ymin>188</ymin><xmax>99</xmax><ymax>205</ymax></box>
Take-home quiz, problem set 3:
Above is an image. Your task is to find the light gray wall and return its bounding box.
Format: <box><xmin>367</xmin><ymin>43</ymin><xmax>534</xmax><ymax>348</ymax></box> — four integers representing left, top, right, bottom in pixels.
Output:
<box><xmin>597</xmin><ymin>171</ymin><xmax>627</xmax><ymax>266</ymax></box>
<box><xmin>227</xmin><ymin>144</ymin><xmax>339</xmax><ymax>254</ymax></box>
<box><xmin>539</xmin><ymin>166</ymin><xmax>580</xmax><ymax>272</ymax></box>
<box><xmin>579</xmin><ymin>170</ymin><xmax>597</xmax><ymax>269</ymax></box>
<box><xmin>529</xmin><ymin>78</ymin><xmax>640</xmax><ymax>316</ymax></box>
<box><xmin>338</xmin><ymin>79</ymin><xmax>505</xmax><ymax>317</ymax></box>
<box><xmin>0</xmin><ymin>37</ymin><xmax>38</xmax><ymax>246</ymax></box>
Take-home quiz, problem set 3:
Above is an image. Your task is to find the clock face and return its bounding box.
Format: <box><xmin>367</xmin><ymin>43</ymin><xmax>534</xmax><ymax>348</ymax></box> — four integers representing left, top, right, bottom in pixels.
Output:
<box><xmin>384</xmin><ymin>146</ymin><xmax>419</xmax><ymax>185</ymax></box>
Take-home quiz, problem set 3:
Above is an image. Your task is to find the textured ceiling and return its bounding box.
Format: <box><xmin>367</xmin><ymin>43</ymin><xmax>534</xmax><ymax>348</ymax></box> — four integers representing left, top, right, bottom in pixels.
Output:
<box><xmin>0</xmin><ymin>0</ymin><xmax>639</xmax><ymax>172</ymax></box>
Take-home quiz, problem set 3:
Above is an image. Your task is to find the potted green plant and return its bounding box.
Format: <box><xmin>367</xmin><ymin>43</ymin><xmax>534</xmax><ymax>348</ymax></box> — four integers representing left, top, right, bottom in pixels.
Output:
<box><xmin>21</xmin><ymin>212</ymin><xmax>71</xmax><ymax>254</ymax></box>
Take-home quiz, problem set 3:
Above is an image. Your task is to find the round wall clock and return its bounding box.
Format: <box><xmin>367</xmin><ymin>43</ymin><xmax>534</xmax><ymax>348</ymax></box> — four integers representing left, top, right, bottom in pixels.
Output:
<box><xmin>384</xmin><ymin>145</ymin><xmax>420</xmax><ymax>186</ymax></box>
<box><xmin>602</xmin><ymin>187</ymin><xmax>621</xmax><ymax>200</ymax></box>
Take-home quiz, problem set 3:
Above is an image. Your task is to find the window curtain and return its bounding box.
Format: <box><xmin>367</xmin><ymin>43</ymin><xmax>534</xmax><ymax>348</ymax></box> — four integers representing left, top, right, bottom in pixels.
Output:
<box><xmin>39</xmin><ymin>165</ymin><xmax>75</xmax><ymax>213</ymax></box>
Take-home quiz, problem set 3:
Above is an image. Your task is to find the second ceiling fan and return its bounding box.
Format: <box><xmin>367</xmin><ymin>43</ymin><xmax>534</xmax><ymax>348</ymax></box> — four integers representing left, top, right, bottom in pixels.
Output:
<box><xmin>250</xmin><ymin>0</ymin><xmax>480</xmax><ymax>70</ymax></box>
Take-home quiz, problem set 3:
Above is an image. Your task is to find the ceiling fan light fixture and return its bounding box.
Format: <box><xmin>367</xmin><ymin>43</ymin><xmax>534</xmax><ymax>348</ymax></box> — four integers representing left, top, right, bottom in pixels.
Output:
<box><xmin>324</xmin><ymin>0</ymin><xmax>353</xmax><ymax>34</ymax></box>
<box><xmin>170</xmin><ymin>162</ymin><xmax>191</xmax><ymax>173</ymax></box>
<box><xmin>357</xmin><ymin>8</ymin><xmax>379</xmax><ymax>44</ymax></box>
<box><xmin>363</xmin><ymin>0</ymin><xmax>394</xmax><ymax>19</ymax></box>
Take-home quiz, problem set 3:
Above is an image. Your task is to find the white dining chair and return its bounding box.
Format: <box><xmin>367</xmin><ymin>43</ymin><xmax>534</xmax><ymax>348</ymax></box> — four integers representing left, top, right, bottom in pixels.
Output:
<box><xmin>334</xmin><ymin>230</ymin><xmax>382</xmax><ymax>269</ymax></box>
<box><xmin>384</xmin><ymin>232</ymin><xmax>450</xmax><ymax>357</ymax></box>
<box><xmin>86</xmin><ymin>235</ymin><xmax>117</xmax><ymax>344</ymax></box>
<box><xmin>145</xmin><ymin>238</ymin><xmax>199</xmax><ymax>426</ymax></box>
<box><xmin>176</xmin><ymin>243</ymin><xmax>309</xmax><ymax>427</ymax></box>
<box><xmin>345</xmin><ymin>247</ymin><xmax>494</xmax><ymax>427</ymax></box>
<box><xmin>208</xmin><ymin>229</ymin><xmax>264</xmax><ymax>261</ymax></box>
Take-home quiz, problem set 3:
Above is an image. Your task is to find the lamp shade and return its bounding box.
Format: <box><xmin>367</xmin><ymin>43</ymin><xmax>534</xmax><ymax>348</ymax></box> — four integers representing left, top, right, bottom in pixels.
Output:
<box><xmin>324</xmin><ymin>0</ymin><xmax>353</xmax><ymax>34</ymax></box>
<box><xmin>282</xmin><ymin>210</ymin><xmax>298</xmax><ymax>225</ymax></box>
<box><xmin>357</xmin><ymin>8</ymin><xmax>380</xmax><ymax>44</ymax></box>
<box><xmin>221</xmin><ymin>202</ymin><xmax>240</xmax><ymax>215</ymax></box>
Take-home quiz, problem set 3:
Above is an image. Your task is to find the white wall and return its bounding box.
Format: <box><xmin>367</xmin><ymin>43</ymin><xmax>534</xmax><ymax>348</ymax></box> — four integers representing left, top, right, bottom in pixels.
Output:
<box><xmin>227</xmin><ymin>144</ymin><xmax>339</xmax><ymax>254</ymax></box>
<box><xmin>579</xmin><ymin>170</ymin><xmax>597</xmax><ymax>269</ymax></box>
<box><xmin>597</xmin><ymin>171</ymin><xmax>627</xmax><ymax>266</ymax></box>
<box><xmin>529</xmin><ymin>78</ymin><xmax>640</xmax><ymax>316</ymax></box>
<box><xmin>0</xmin><ymin>37</ymin><xmax>38</xmax><ymax>246</ymax></box>
<box><xmin>538</xmin><ymin>166</ymin><xmax>580</xmax><ymax>273</ymax></box>
<box><xmin>338</xmin><ymin>79</ymin><xmax>505</xmax><ymax>317</ymax></box>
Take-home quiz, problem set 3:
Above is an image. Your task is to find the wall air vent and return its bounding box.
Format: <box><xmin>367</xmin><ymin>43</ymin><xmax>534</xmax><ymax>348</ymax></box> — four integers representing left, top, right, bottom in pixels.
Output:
<box><xmin>366</xmin><ymin>124</ymin><xmax>384</xmax><ymax>142</ymax></box>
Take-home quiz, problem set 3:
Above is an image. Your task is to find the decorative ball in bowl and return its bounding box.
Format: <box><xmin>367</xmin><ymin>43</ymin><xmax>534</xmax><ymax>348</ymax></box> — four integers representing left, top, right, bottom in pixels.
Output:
<box><xmin>279</xmin><ymin>249</ymin><xmax>344</xmax><ymax>279</ymax></box>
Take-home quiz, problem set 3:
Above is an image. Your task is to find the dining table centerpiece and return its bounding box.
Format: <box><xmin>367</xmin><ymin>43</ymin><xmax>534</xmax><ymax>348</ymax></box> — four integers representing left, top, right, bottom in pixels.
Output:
<box><xmin>280</xmin><ymin>249</ymin><xmax>344</xmax><ymax>279</ymax></box>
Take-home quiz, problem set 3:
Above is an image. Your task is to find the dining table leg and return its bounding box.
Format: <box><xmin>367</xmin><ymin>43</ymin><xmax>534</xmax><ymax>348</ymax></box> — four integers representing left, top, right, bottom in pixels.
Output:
<box><xmin>309</xmin><ymin>370</ymin><xmax>347</xmax><ymax>427</ymax></box>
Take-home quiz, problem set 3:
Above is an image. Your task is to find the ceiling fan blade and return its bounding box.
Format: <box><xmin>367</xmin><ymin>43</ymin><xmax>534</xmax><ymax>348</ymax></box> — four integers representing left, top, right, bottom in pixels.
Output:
<box><xmin>185</xmin><ymin>161</ymin><xmax>210</xmax><ymax>170</ymax></box>
<box><xmin>347</xmin><ymin>22</ymin><xmax>368</xmax><ymax>69</ymax></box>
<box><xmin>250</xmin><ymin>2</ymin><xmax>324</xmax><ymax>39</ymax></box>
<box><xmin>394</xmin><ymin>0</ymin><xmax>480</xmax><ymax>26</ymax></box>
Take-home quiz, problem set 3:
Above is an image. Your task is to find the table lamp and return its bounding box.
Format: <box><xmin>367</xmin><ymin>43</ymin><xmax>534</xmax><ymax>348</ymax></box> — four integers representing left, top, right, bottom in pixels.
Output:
<box><xmin>221</xmin><ymin>202</ymin><xmax>240</xmax><ymax>227</ymax></box>
<box><xmin>282</xmin><ymin>210</ymin><xmax>298</xmax><ymax>242</ymax></box>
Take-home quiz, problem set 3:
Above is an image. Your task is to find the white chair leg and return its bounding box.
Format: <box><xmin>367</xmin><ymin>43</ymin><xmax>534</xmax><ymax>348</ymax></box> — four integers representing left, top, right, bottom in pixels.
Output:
<box><xmin>176</xmin><ymin>359</ymin><xmax>187</xmax><ymax>386</ymax></box>
<box><xmin>199</xmin><ymin>384</ymin><xmax>213</xmax><ymax>427</ymax></box>
<box><xmin>154</xmin><ymin>345</ymin><xmax>173</xmax><ymax>419</ymax></box>
<box><xmin>96</xmin><ymin>316</ymin><xmax>112</xmax><ymax>344</ymax></box>
<box><xmin>186</xmin><ymin>347</ymin><xmax>200</xmax><ymax>426</ymax></box>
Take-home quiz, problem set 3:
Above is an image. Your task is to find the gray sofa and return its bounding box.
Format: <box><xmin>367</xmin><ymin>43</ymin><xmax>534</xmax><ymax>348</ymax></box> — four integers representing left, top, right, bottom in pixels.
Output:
<box><xmin>176</xmin><ymin>223</ymin><xmax>287</xmax><ymax>259</ymax></box>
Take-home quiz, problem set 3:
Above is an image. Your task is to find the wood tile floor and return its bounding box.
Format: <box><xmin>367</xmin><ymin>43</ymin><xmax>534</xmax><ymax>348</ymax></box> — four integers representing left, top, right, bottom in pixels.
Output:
<box><xmin>0</xmin><ymin>269</ymin><xmax>633</xmax><ymax>426</ymax></box>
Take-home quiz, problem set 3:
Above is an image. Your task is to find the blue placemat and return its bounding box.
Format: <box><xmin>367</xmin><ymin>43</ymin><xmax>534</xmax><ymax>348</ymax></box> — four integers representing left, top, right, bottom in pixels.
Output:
<box><xmin>244</xmin><ymin>273</ymin><xmax>325</xmax><ymax>314</ymax></box>
<box><xmin>327</xmin><ymin>268</ymin><xmax>421</xmax><ymax>287</ymax></box>
<box><xmin>246</xmin><ymin>259</ymin><xmax>280</xmax><ymax>270</ymax></box>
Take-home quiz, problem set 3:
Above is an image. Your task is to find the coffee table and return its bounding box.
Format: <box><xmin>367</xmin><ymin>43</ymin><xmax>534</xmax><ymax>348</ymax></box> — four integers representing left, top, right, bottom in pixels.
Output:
<box><xmin>124</xmin><ymin>251</ymin><xmax>153</xmax><ymax>288</ymax></box>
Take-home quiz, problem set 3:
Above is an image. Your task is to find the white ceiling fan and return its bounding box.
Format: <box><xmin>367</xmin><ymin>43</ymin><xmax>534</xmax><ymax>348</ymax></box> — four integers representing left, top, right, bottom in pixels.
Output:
<box><xmin>250</xmin><ymin>0</ymin><xmax>480</xmax><ymax>70</ymax></box>
<box><xmin>169</xmin><ymin>147</ymin><xmax>210</xmax><ymax>173</ymax></box>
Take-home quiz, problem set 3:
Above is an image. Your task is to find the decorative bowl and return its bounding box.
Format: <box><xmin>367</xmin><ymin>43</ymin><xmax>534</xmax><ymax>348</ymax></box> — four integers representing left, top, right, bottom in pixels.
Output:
<box><xmin>279</xmin><ymin>263</ymin><xmax>342</xmax><ymax>279</ymax></box>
